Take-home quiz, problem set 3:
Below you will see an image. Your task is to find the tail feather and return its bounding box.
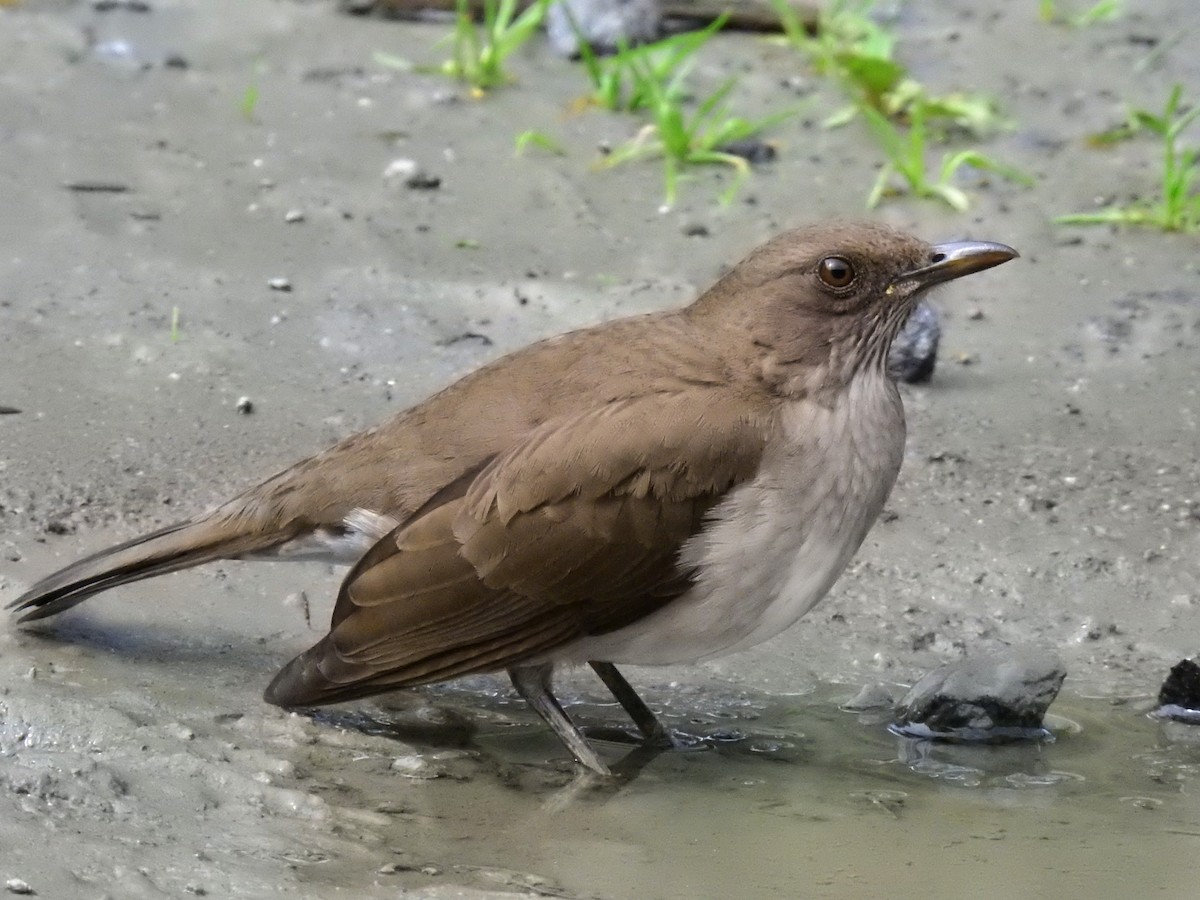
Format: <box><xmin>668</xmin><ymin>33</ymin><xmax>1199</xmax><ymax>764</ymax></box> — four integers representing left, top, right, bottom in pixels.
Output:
<box><xmin>7</xmin><ymin>519</ymin><xmax>289</xmax><ymax>623</ymax></box>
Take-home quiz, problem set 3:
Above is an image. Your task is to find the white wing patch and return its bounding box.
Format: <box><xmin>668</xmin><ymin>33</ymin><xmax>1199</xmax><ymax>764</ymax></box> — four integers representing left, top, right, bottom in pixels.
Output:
<box><xmin>239</xmin><ymin>508</ymin><xmax>401</xmax><ymax>565</ymax></box>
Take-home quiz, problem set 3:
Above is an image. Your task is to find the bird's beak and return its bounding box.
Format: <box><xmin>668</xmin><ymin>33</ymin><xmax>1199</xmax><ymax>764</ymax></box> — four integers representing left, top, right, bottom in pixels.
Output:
<box><xmin>894</xmin><ymin>240</ymin><xmax>1019</xmax><ymax>290</ymax></box>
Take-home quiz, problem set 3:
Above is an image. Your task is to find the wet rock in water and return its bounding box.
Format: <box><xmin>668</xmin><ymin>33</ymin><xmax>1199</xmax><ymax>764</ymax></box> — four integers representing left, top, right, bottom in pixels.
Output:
<box><xmin>892</xmin><ymin>648</ymin><xmax>1066</xmax><ymax>742</ymax></box>
<box><xmin>1155</xmin><ymin>658</ymin><xmax>1200</xmax><ymax>723</ymax></box>
<box><xmin>842</xmin><ymin>682</ymin><xmax>895</xmax><ymax>711</ymax></box>
<box><xmin>546</xmin><ymin>0</ymin><xmax>662</xmax><ymax>58</ymax></box>
<box><xmin>887</xmin><ymin>300</ymin><xmax>940</xmax><ymax>383</ymax></box>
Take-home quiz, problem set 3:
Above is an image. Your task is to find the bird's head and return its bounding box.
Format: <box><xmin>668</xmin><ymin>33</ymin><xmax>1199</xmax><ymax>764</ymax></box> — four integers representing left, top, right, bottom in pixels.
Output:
<box><xmin>687</xmin><ymin>221</ymin><xmax>1018</xmax><ymax>397</ymax></box>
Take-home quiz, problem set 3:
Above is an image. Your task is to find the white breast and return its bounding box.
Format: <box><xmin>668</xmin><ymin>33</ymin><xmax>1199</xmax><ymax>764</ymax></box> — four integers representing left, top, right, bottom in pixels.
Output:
<box><xmin>568</xmin><ymin>372</ymin><xmax>906</xmax><ymax>666</ymax></box>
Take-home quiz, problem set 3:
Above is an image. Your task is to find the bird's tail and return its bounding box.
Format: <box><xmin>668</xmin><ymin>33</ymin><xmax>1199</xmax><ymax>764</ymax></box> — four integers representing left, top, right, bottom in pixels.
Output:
<box><xmin>7</xmin><ymin>518</ymin><xmax>290</xmax><ymax>623</ymax></box>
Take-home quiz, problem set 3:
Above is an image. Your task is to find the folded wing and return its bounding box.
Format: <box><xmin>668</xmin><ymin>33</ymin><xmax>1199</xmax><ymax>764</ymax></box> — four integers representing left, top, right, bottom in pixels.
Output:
<box><xmin>264</xmin><ymin>390</ymin><xmax>771</xmax><ymax>706</ymax></box>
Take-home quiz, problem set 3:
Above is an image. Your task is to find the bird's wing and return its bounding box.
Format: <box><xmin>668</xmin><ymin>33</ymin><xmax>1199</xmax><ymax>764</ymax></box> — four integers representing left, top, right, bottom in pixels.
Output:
<box><xmin>264</xmin><ymin>390</ymin><xmax>770</xmax><ymax>705</ymax></box>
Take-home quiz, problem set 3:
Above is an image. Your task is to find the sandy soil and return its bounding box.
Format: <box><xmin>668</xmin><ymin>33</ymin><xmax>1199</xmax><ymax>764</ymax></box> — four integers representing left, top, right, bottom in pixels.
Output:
<box><xmin>2</xmin><ymin>1</ymin><xmax>1200</xmax><ymax>898</ymax></box>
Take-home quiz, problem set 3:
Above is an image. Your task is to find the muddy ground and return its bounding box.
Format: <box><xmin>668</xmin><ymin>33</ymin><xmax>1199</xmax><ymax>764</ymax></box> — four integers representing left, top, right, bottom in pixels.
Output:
<box><xmin>2</xmin><ymin>1</ymin><xmax>1200</xmax><ymax>898</ymax></box>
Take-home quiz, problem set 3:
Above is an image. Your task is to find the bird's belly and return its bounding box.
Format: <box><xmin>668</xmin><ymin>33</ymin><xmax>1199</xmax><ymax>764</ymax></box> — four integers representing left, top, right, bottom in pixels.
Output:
<box><xmin>570</xmin><ymin>491</ymin><xmax>870</xmax><ymax>666</ymax></box>
<box><xmin>563</xmin><ymin>382</ymin><xmax>904</xmax><ymax>667</ymax></box>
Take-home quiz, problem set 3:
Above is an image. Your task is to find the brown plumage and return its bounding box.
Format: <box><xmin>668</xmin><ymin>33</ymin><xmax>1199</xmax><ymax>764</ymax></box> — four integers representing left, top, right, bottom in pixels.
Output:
<box><xmin>9</xmin><ymin>222</ymin><xmax>1017</xmax><ymax>774</ymax></box>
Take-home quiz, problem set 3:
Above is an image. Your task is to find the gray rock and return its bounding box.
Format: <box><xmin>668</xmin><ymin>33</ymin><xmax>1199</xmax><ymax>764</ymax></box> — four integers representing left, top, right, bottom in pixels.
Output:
<box><xmin>893</xmin><ymin>648</ymin><xmax>1066</xmax><ymax>742</ymax></box>
<box><xmin>545</xmin><ymin>0</ymin><xmax>661</xmax><ymax>58</ymax></box>
<box><xmin>841</xmin><ymin>682</ymin><xmax>895</xmax><ymax>711</ymax></box>
<box><xmin>887</xmin><ymin>300</ymin><xmax>940</xmax><ymax>383</ymax></box>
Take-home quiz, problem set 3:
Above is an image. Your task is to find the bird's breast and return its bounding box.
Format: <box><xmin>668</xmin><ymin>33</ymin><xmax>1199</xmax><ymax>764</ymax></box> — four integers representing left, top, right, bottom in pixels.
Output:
<box><xmin>571</xmin><ymin>372</ymin><xmax>906</xmax><ymax>666</ymax></box>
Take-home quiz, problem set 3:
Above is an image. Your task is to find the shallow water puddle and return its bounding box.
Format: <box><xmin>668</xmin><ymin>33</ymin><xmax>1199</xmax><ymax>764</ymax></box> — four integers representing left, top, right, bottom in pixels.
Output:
<box><xmin>5</xmin><ymin>573</ymin><xmax>1200</xmax><ymax>898</ymax></box>
<box><xmin>277</xmin><ymin>683</ymin><xmax>1200</xmax><ymax>900</ymax></box>
<box><xmin>5</xmin><ymin>612</ymin><xmax>1200</xmax><ymax>898</ymax></box>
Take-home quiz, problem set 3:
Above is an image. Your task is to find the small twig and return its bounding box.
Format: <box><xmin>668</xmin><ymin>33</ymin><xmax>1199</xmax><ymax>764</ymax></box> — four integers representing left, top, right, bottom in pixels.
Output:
<box><xmin>63</xmin><ymin>181</ymin><xmax>131</xmax><ymax>193</ymax></box>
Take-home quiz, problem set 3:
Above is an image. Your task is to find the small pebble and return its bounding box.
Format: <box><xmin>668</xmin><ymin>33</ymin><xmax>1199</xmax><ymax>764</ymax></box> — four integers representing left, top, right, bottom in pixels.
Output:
<box><xmin>405</xmin><ymin>172</ymin><xmax>441</xmax><ymax>190</ymax></box>
<box><xmin>235</xmin><ymin>396</ymin><xmax>254</xmax><ymax>415</ymax></box>
<box><xmin>267</xmin><ymin>277</ymin><xmax>292</xmax><ymax>292</ymax></box>
<box><xmin>718</xmin><ymin>138</ymin><xmax>777</xmax><ymax>164</ymax></box>
<box><xmin>284</xmin><ymin>209</ymin><xmax>305</xmax><ymax>223</ymax></box>
<box><xmin>383</xmin><ymin>157</ymin><xmax>440</xmax><ymax>190</ymax></box>
<box><xmin>4</xmin><ymin>878</ymin><xmax>34</xmax><ymax>896</ymax></box>
<box><xmin>383</xmin><ymin>158</ymin><xmax>418</xmax><ymax>181</ymax></box>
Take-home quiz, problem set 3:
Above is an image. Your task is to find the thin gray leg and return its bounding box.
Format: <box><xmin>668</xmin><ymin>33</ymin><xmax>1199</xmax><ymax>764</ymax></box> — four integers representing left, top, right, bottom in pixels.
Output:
<box><xmin>509</xmin><ymin>663</ymin><xmax>610</xmax><ymax>776</ymax></box>
<box><xmin>589</xmin><ymin>661</ymin><xmax>671</xmax><ymax>745</ymax></box>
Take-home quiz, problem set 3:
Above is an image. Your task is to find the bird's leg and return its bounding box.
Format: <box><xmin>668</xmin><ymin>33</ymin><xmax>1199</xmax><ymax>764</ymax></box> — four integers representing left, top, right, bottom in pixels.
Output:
<box><xmin>508</xmin><ymin>663</ymin><xmax>610</xmax><ymax>776</ymax></box>
<box><xmin>588</xmin><ymin>661</ymin><xmax>672</xmax><ymax>746</ymax></box>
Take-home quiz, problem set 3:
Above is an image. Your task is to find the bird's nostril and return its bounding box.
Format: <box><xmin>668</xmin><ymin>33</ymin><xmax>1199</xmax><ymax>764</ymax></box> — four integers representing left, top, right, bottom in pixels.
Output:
<box><xmin>931</xmin><ymin>252</ymin><xmax>947</xmax><ymax>264</ymax></box>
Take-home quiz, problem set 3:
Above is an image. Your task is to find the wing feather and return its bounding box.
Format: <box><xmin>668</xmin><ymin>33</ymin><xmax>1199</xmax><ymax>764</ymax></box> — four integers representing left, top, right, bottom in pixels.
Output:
<box><xmin>264</xmin><ymin>390</ymin><xmax>772</xmax><ymax>707</ymax></box>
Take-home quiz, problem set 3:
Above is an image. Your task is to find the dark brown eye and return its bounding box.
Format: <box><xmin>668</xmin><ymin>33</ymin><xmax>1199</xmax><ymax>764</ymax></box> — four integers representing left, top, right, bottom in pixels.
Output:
<box><xmin>818</xmin><ymin>256</ymin><xmax>855</xmax><ymax>288</ymax></box>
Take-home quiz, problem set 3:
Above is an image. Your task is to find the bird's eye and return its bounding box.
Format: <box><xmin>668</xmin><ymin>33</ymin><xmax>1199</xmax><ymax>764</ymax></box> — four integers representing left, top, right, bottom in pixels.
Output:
<box><xmin>817</xmin><ymin>256</ymin><xmax>855</xmax><ymax>289</ymax></box>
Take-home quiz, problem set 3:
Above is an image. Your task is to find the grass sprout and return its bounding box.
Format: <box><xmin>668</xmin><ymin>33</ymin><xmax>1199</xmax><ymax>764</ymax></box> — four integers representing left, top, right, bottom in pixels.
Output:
<box><xmin>601</xmin><ymin>78</ymin><xmax>794</xmax><ymax>207</ymax></box>
<box><xmin>515</xmin><ymin>129</ymin><xmax>567</xmax><ymax>156</ymax></box>
<box><xmin>240</xmin><ymin>60</ymin><xmax>267</xmax><ymax>121</ymax></box>
<box><xmin>575</xmin><ymin>16</ymin><xmax>726</xmax><ymax>113</ymax></box>
<box><xmin>1057</xmin><ymin>84</ymin><xmax>1200</xmax><ymax>231</ymax></box>
<box><xmin>772</xmin><ymin>0</ymin><xmax>894</xmax><ymax>79</ymax></box>
<box><xmin>863</xmin><ymin>106</ymin><xmax>1032</xmax><ymax>210</ymax></box>
<box><xmin>1039</xmin><ymin>0</ymin><xmax>1121</xmax><ymax>27</ymax></box>
<box><xmin>770</xmin><ymin>0</ymin><xmax>1004</xmax><ymax>138</ymax></box>
<box><xmin>439</xmin><ymin>0</ymin><xmax>549</xmax><ymax>92</ymax></box>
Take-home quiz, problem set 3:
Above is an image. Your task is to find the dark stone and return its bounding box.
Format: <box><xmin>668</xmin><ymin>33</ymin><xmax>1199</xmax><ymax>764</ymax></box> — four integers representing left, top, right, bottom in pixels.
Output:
<box><xmin>887</xmin><ymin>300</ymin><xmax>940</xmax><ymax>383</ymax></box>
<box><xmin>1156</xmin><ymin>659</ymin><xmax>1200</xmax><ymax>723</ymax></box>
<box><xmin>892</xmin><ymin>648</ymin><xmax>1066</xmax><ymax>742</ymax></box>
<box><xmin>406</xmin><ymin>172</ymin><xmax>442</xmax><ymax>190</ymax></box>
<box><xmin>718</xmin><ymin>138</ymin><xmax>777</xmax><ymax>164</ymax></box>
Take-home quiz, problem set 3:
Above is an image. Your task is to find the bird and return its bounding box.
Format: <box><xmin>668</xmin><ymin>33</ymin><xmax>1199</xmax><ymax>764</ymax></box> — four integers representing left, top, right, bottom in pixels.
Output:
<box><xmin>8</xmin><ymin>222</ymin><xmax>1017</xmax><ymax>775</ymax></box>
